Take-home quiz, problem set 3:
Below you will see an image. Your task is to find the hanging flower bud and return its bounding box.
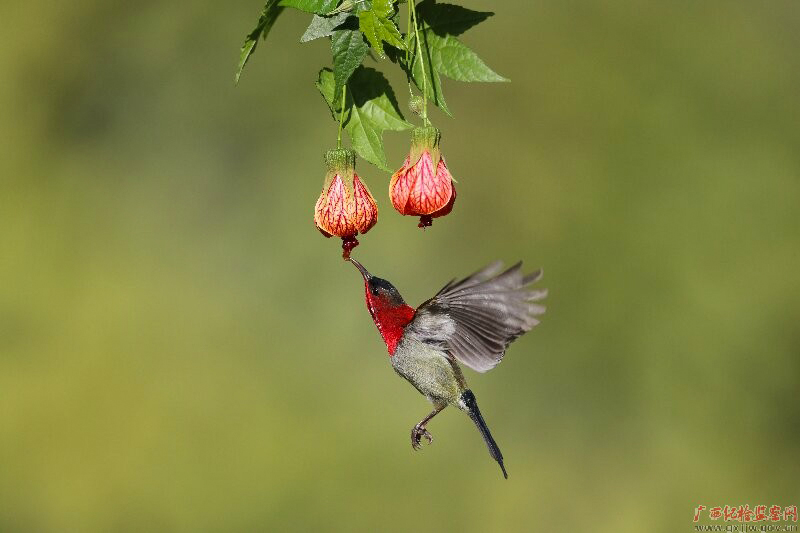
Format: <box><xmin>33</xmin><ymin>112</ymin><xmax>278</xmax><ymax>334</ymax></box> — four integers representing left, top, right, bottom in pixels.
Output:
<box><xmin>389</xmin><ymin>126</ymin><xmax>456</xmax><ymax>228</ymax></box>
<box><xmin>314</xmin><ymin>149</ymin><xmax>378</xmax><ymax>259</ymax></box>
<box><xmin>408</xmin><ymin>95</ymin><xmax>425</xmax><ymax>117</ymax></box>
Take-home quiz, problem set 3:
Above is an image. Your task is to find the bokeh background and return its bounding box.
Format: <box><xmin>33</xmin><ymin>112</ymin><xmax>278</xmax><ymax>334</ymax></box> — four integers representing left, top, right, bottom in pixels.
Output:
<box><xmin>2</xmin><ymin>1</ymin><xmax>799</xmax><ymax>531</ymax></box>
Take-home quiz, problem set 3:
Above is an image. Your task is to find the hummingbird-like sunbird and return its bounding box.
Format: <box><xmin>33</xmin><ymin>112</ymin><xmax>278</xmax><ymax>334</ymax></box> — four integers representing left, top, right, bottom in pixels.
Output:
<box><xmin>348</xmin><ymin>258</ymin><xmax>547</xmax><ymax>478</ymax></box>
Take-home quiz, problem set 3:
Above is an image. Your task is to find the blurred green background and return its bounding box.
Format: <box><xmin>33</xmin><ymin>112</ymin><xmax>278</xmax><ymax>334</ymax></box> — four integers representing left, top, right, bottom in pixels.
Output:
<box><xmin>2</xmin><ymin>1</ymin><xmax>799</xmax><ymax>531</ymax></box>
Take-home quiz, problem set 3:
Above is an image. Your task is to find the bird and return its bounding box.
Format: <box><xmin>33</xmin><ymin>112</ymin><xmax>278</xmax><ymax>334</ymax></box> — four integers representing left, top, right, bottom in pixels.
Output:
<box><xmin>347</xmin><ymin>258</ymin><xmax>547</xmax><ymax>479</ymax></box>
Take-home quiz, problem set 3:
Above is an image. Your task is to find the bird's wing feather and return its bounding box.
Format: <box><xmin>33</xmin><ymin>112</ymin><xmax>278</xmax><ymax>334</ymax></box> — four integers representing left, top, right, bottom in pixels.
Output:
<box><xmin>407</xmin><ymin>262</ymin><xmax>547</xmax><ymax>373</ymax></box>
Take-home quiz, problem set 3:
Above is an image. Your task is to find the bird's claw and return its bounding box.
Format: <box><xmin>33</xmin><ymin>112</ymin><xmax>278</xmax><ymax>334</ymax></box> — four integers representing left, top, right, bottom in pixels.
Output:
<box><xmin>411</xmin><ymin>424</ymin><xmax>433</xmax><ymax>450</ymax></box>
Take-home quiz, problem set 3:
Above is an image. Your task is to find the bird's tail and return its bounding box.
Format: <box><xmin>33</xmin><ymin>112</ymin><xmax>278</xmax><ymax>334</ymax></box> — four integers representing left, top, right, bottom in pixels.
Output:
<box><xmin>460</xmin><ymin>389</ymin><xmax>508</xmax><ymax>479</ymax></box>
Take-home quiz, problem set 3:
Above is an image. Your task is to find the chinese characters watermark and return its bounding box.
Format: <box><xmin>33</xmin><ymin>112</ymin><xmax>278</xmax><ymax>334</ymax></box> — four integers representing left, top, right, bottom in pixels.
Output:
<box><xmin>693</xmin><ymin>505</ymin><xmax>798</xmax><ymax>532</ymax></box>
<box><xmin>694</xmin><ymin>505</ymin><xmax>798</xmax><ymax>523</ymax></box>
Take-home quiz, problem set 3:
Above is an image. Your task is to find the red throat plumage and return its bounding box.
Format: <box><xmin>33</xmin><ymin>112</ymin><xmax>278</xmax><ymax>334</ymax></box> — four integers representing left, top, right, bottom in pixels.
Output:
<box><xmin>349</xmin><ymin>258</ymin><xmax>415</xmax><ymax>355</ymax></box>
<box><xmin>363</xmin><ymin>289</ymin><xmax>415</xmax><ymax>355</ymax></box>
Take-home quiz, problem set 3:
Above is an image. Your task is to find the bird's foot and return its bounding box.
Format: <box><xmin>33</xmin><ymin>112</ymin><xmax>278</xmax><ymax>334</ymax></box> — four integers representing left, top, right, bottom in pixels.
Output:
<box><xmin>411</xmin><ymin>424</ymin><xmax>434</xmax><ymax>450</ymax></box>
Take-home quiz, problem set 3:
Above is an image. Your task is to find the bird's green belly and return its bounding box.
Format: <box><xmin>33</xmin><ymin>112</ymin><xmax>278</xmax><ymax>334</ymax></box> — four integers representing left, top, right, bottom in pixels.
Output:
<box><xmin>391</xmin><ymin>338</ymin><xmax>466</xmax><ymax>406</ymax></box>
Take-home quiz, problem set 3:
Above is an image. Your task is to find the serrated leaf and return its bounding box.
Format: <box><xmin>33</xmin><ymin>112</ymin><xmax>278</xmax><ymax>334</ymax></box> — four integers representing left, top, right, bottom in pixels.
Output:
<box><xmin>346</xmin><ymin>67</ymin><xmax>413</xmax><ymax>169</ymax></box>
<box><xmin>301</xmin><ymin>12</ymin><xmax>351</xmax><ymax>42</ymax></box>
<box><xmin>357</xmin><ymin>0</ymin><xmax>405</xmax><ymax>59</ymax></box>
<box><xmin>316</xmin><ymin>68</ymin><xmax>339</xmax><ymax>118</ymax></box>
<box><xmin>407</xmin><ymin>0</ymin><xmax>507</xmax><ymax>114</ymax></box>
<box><xmin>420</xmin><ymin>32</ymin><xmax>507</xmax><ymax>83</ymax></box>
<box><xmin>317</xmin><ymin>67</ymin><xmax>412</xmax><ymax>170</ymax></box>
<box><xmin>332</xmin><ymin>28</ymin><xmax>369</xmax><ymax>101</ymax></box>
<box><xmin>279</xmin><ymin>0</ymin><xmax>338</xmax><ymax>14</ymax></box>
<box><xmin>235</xmin><ymin>0</ymin><xmax>284</xmax><ymax>84</ymax></box>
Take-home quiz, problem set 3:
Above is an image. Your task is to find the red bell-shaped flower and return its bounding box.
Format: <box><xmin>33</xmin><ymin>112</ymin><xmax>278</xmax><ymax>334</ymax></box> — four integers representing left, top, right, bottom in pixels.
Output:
<box><xmin>314</xmin><ymin>149</ymin><xmax>378</xmax><ymax>258</ymax></box>
<box><xmin>389</xmin><ymin>126</ymin><xmax>456</xmax><ymax>228</ymax></box>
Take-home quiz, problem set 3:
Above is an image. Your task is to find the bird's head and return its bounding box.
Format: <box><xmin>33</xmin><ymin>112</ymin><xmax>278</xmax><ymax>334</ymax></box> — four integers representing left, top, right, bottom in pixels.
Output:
<box><xmin>349</xmin><ymin>258</ymin><xmax>416</xmax><ymax>355</ymax></box>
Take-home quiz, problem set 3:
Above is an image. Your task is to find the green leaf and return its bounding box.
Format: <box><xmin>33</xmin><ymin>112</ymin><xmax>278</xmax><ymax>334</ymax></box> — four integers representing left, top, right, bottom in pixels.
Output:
<box><xmin>278</xmin><ymin>0</ymin><xmax>338</xmax><ymax>14</ymax></box>
<box><xmin>317</xmin><ymin>67</ymin><xmax>412</xmax><ymax>170</ymax></box>
<box><xmin>331</xmin><ymin>28</ymin><xmax>369</xmax><ymax>101</ymax></box>
<box><xmin>419</xmin><ymin>32</ymin><xmax>507</xmax><ymax>83</ymax></box>
<box><xmin>407</xmin><ymin>1</ymin><xmax>507</xmax><ymax>114</ymax></box>
<box><xmin>317</xmin><ymin>69</ymin><xmax>339</xmax><ymax>122</ymax></box>
<box><xmin>235</xmin><ymin>0</ymin><xmax>285</xmax><ymax>84</ymax></box>
<box><xmin>300</xmin><ymin>12</ymin><xmax>351</xmax><ymax>42</ymax></box>
<box><xmin>357</xmin><ymin>0</ymin><xmax>405</xmax><ymax>59</ymax></box>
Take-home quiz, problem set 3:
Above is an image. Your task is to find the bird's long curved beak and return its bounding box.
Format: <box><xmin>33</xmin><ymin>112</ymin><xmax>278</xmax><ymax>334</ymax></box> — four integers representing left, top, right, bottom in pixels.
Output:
<box><xmin>348</xmin><ymin>258</ymin><xmax>372</xmax><ymax>280</ymax></box>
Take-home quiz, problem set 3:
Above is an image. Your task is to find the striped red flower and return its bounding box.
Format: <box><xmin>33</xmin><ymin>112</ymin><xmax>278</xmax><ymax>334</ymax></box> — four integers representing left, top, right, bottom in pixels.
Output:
<box><xmin>314</xmin><ymin>149</ymin><xmax>377</xmax><ymax>258</ymax></box>
<box><xmin>389</xmin><ymin>127</ymin><xmax>456</xmax><ymax>228</ymax></box>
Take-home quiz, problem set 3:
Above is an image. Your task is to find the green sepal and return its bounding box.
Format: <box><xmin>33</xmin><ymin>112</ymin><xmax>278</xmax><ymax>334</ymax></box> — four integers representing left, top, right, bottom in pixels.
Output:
<box><xmin>409</xmin><ymin>126</ymin><xmax>441</xmax><ymax>167</ymax></box>
<box><xmin>324</xmin><ymin>148</ymin><xmax>357</xmax><ymax>178</ymax></box>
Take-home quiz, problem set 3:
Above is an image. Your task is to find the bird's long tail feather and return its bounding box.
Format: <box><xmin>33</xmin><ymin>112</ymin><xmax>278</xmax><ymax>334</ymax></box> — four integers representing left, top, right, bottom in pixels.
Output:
<box><xmin>461</xmin><ymin>389</ymin><xmax>507</xmax><ymax>479</ymax></box>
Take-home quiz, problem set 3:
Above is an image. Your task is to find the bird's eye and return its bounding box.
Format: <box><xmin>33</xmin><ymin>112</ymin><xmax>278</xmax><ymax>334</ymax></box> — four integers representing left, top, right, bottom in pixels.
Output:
<box><xmin>370</xmin><ymin>286</ymin><xmax>379</xmax><ymax>296</ymax></box>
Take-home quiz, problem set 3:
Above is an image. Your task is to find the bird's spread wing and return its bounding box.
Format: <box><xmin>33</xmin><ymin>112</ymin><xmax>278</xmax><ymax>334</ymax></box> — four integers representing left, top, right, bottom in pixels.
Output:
<box><xmin>406</xmin><ymin>261</ymin><xmax>547</xmax><ymax>373</ymax></box>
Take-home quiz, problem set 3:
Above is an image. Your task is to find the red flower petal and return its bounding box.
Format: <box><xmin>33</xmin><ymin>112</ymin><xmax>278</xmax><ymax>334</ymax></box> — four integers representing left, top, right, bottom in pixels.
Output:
<box><xmin>389</xmin><ymin>156</ymin><xmax>414</xmax><ymax>215</ymax></box>
<box><xmin>408</xmin><ymin>151</ymin><xmax>451</xmax><ymax>215</ymax></box>
<box><xmin>313</xmin><ymin>174</ymin><xmax>356</xmax><ymax>238</ymax></box>
<box><xmin>352</xmin><ymin>174</ymin><xmax>378</xmax><ymax>234</ymax></box>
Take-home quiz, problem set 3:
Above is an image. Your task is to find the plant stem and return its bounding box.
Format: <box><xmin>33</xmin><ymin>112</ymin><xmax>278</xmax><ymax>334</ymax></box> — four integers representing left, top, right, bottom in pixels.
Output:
<box><xmin>405</xmin><ymin>0</ymin><xmax>412</xmax><ymax>97</ymax></box>
<box><xmin>337</xmin><ymin>84</ymin><xmax>347</xmax><ymax>149</ymax></box>
<box><xmin>410</xmin><ymin>1</ymin><xmax>429</xmax><ymax>125</ymax></box>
